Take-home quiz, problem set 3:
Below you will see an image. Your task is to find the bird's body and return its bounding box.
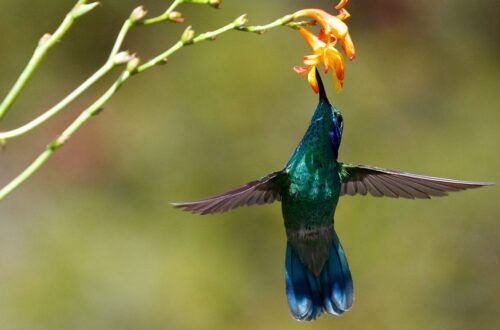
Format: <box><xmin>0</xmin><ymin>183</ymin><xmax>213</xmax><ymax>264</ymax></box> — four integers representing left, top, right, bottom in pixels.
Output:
<box><xmin>282</xmin><ymin>95</ymin><xmax>341</xmax><ymax>277</ymax></box>
<box><xmin>173</xmin><ymin>71</ymin><xmax>496</xmax><ymax>321</ymax></box>
<box><xmin>279</xmin><ymin>93</ymin><xmax>353</xmax><ymax>320</ymax></box>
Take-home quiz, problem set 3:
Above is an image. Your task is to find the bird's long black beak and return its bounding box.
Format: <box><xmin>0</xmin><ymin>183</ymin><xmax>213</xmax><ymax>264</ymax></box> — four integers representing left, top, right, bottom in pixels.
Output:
<box><xmin>315</xmin><ymin>68</ymin><xmax>329</xmax><ymax>104</ymax></box>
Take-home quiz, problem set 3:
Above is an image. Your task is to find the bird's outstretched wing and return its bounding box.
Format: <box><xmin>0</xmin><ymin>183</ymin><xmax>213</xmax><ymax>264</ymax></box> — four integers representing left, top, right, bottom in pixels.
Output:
<box><xmin>339</xmin><ymin>163</ymin><xmax>496</xmax><ymax>199</ymax></box>
<box><xmin>172</xmin><ymin>171</ymin><xmax>284</xmax><ymax>214</ymax></box>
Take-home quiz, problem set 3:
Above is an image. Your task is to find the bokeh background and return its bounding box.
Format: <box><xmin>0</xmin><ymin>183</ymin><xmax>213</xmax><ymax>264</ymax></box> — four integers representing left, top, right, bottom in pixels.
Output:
<box><xmin>0</xmin><ymin>0</ymin><xmax>499</xmax><ymax>329</ymax></box>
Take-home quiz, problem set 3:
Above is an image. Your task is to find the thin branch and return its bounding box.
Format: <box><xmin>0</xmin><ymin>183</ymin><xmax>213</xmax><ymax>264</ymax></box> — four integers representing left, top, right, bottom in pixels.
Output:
<box><xmin>0</xmin><ymin>63</ymin><xmax>114</xmax><ymax>141</ymax></box>
<box><xmin>137</xmin><ymin>18</ymin><xmax>242</xmax><ymax>73</ymax></box>
<box><xmin>237</xmin><ymin>15</ymin><xmax>294</xmax><ymax>33</ymax></box>
<box><xmin>0</xmin><ymin>10</ymin><xmax>302</xmax><ymax>141</ymax></box>
<box><xmin>0</xmin><ymin>0</ymin><xmax>98</xmax><ymax>120</ymax></box>
<box><xmin>0</xmin><ymin>7</ymin><xmax>304</xmax><ymax>201</ymax></box>
<box><xmin>0</xmin><ymin>70</ymin><xmax>130</xmax><ymax>201</ymax></box>
<box><xmin>141</xmin><ymin>0</ymin><xmax>183</xmax><ymax>25</ymax></box>
<box><xmin>0</xmin><ymin>3</ymin><xmax>174</xmax><ymax>141</ymax></box>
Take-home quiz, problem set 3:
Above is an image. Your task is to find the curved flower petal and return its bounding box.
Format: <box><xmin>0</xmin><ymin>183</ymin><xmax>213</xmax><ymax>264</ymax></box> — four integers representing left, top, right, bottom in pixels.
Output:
<box><xmin>298</xmin><ymin>27</ymin><xmax>324</xmax><ymax>51</ymax></box>
<box><xmin>304</xmin><ymin>54</ymin><xmax>321</xmax><ymax>66</ymax></box>
<box><xmin>293</xmin><ymin>66</ymin><xmax>309</xmax><ymax>75</ymax></box>
<box><xmin>335</xmin><ymin>0</ymin><xmax>349</xmax><ymax>10</ymax></box>
<box><xmin>332</xmin><ymin>70</ymin><xmax>343</xmax><ymax>91</ymax></box>
<box><xmin>322</xmin><ymin>49</ymin><xmax>330</xmax><ymax>72</ymax></box>
<box><xmin>341</xmin><ymin>33</ymin><xmax>356</xmax><ymax>60</ymax></box>
<box><xmin>307</xmin><ymin>66</ymin><xmax>319</xmax><ymax>93</ymax></box>
<box><xmin>318</xmin><ymin>29</ymin><xmax>328</xmax><ymax>42</ymax></box>
<box><xmin>324</xmin><ymin>14</ymin><xmax>349</xmax><ymax>39</ymax></box>
<box><xmin>294</xmin><ymin>9</ymin><xmax>348</xmax><ymax>40</ymax></box>
<box><xmin>325</xmin><ymin>46</ymin><xmax>345</xmax><ymax>83</ymax></box>
<box><xmin>336</xmin><ymin>8</ymin><xmax>351</xmax><ymax>21</ymax></box>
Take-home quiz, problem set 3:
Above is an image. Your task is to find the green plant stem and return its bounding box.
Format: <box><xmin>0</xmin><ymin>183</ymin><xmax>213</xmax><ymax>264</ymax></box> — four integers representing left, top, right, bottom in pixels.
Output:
<box><xmin>0</xmin><ymin>12</ymin><xmax>304</xmax><ymax>201</ymax></box>
<box><xmin>0</xmin><ymin>19</ymin><xmax>136</xmax><ymax>141</ymax></box>
<box><xmin>0</xmin><ymin>70</ymin><xmax>131</xmax><ymax>201</ymax></box>
<box><xmin>237</xmin><ymin>15</ymin><xmax>294</xmax><ymax>33</ymax></box>
<box><xmin>0</xmin><ymin>0</ymin><xmax>94</xmax><ymax>120</ymax></box>
<box><xmin>0</xmin><ymin>63</ymin><xmax>114</xmax><ymax>141</ymax></box>
<box><xmin>0</xmin><ymin>2</ymin><xmax>304</xmax><ymax>141</ymax></box>
<box><xmin>137</xmin><ymin>20</ymin><xmax>239</xmax><ymax>72</ymax></box>
<box><xmin>141</xmin><ymin>0</ymin><xmax>183</xmax><ymax>25</ymax></box>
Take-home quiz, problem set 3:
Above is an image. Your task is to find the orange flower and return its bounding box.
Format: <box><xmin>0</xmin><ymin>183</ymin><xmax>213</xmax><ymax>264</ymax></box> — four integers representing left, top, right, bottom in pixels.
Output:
<box><xmin>293</xmin><ymin>8</ymin><xmax>356</xmax><ymax>60</ymax></box>
<box><xmin>292</xmin><ymin>0</ymin><xmax>356</xmax><ymax>93</ymax></box>
<box><xmin>293</xmin><ymin>28</ymin><xmax>345</xmax><ymax>92</ymax></box>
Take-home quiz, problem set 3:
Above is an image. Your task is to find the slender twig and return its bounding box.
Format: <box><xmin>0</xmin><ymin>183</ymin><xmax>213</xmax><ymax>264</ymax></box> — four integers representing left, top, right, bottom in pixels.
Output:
<box><xmin>237</xmin><ymin>15</ymin><xmax>294</xmax><ymax>33</ymax></box>
<box><xmin>0</xmin><ymin>2</ymin><xmax>178</xmax><ymax>141</ymax></box>
<box><xmin>138</xmin><ymin>18</ymin><xmax>243</xmax><ymax>72</ymax></box>
<box><xmin>141</xmin><ymin>0</ymin><xmax>183</xmax><ymax>25</ymax></box>
<box><xmin>0</xmin><ymin>18</ymin><xmax>136</xmax><ymax>141</ymax></box>
<box><xmin>0</xmin><ymin>70</ymin><xmax>131</xmax><ymax>201</ymax></box>
<box><xmin>0</xmin><ymin>5</ymin><xmax>307</xmax><ymax>201</ymax></box>
<box><xmin>0</xmin><ymin>63</ymin><xmax>114</xmax><ymax>141</ymax></box>
<box><xmin>0</xmin><ymin>0</ymin><xmax>98</xmax><ymax>120</ymax></box>
<box><xmin>0</xmin><ymin>19</ymin><xmax>242</xmax><ymax>200</ymax></box>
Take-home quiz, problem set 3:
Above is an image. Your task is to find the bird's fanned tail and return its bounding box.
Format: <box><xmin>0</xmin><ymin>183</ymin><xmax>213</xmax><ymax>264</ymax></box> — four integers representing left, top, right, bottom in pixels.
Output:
<box><xmin>285</xmin><ymin>229</ymin><xmax>353</xmax><ymax>321</ymax></box>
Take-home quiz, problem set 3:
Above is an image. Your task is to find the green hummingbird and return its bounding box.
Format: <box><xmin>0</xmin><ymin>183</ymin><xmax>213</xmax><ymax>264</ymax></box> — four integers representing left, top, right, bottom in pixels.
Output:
<box><xmin>172</xmin><ymin>70</ymin><xmax>496</xmax><ymax>321</ymax></box>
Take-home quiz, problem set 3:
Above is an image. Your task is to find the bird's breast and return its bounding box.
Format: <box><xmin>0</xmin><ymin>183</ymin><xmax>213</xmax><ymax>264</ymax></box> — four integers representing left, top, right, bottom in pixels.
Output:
<box><xmin>281</xmin><ymin>156</ymin><xmax>341</xmax><ymax>231</ymax></box>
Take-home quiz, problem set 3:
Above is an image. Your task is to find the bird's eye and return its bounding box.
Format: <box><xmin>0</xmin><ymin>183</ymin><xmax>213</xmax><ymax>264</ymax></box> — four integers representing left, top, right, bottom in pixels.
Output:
<box><xmin>336</xmin><ymin>113</ymin><xmax>343</xmax><ymax>129</ymax></box>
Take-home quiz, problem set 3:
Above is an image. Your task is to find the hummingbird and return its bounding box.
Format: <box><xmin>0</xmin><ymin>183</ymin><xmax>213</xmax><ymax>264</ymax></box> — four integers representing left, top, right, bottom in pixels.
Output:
<box><xmin>172</xmin><ymin>70</ymin><xmax>496</xmax><ymax>321</ymax></box>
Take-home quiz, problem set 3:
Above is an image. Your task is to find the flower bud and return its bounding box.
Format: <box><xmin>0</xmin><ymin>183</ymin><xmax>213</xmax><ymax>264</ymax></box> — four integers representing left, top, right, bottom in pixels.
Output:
<box><xmin>168</xmin><ymin>11</ymin><xmax>184</xmax><ymax>23</ymax></box>
<box><xmin>184</xmin><ymin>0</ymin><xmax>220</xmax><ymax>7</ymax></box>
<box><xmin>38</xmin><ymin>33</ymin><xmax>52</xmax><ymax>46</ymax></box>
<box><xmin>233</xmin><ymin>14</ymin><xmax>248</xmax><ymax>28</ymax></box>
<box><xmin>131</xmin><ymin>6</ymin><xmax>147</xmax><ymax>22</ymax></box>
<box><xmin>72</xmin><ymin>2</ymin><xmax>100</xmax><ymax>18</ymax></box>
<box><xmin>127</xmin><ymin>57</ymin><xmax>141</xmax><ymax>72</ymax></box>
<box><xmin>209</xmin><ymin>0</ymin><xmax>221</xmax><ymax>9</ymax></box>
<box><xmin>181</xmin><ymin>26</ymin><xmax>195</xmax><ymax>44</ymax></box>
<box><xmin>114</xmin><ymin>51</ymin><xmax>134</xmax><ymax>65</ymax></box>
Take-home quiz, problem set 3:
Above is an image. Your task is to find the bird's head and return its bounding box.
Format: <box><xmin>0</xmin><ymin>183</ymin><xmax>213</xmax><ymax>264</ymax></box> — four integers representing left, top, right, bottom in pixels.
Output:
<box><xmin>315</xmin><ymin>69</ymin><xmax>344</xmax><ymax>158</ymax></box>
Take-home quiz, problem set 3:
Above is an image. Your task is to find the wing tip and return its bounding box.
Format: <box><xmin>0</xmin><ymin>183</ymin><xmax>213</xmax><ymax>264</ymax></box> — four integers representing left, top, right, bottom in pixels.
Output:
<box><xmin>480</xmin><ymin>181</ymin><xmax>499</xmax><ymax>186</ymax></box>
<box><xmin>171</xmin><ymin>202</ymin><xmax>192</xmax><ymax>210</ymax></box>
<box><xmin>171</xmin><ymin>201</ymin><xmax>237</xmax><ymax>215</ymax></box>
<box><xmin>171</xmin><ymin>202</ymin><xmax>203</xmax><ymax>214</ymax></box>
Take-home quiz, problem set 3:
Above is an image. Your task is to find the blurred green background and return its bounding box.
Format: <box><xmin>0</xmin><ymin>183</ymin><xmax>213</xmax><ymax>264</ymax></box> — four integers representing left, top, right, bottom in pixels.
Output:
<box><xmin>0</xmin><ymin>0</ymin><xmax>499</xmax><ymax>329</ymax></box>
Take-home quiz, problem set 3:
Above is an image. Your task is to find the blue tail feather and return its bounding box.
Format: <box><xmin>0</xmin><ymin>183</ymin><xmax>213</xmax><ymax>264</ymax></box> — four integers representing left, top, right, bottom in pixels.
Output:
<box><xmin>285</xmin><ymin>230</ymin><xmax>353</xmax><ymax>321</ymax></box>
<box><xmin>285</xmin><ymin>244</ymin><xmax>317</xmax><ymax>320</ymax></box>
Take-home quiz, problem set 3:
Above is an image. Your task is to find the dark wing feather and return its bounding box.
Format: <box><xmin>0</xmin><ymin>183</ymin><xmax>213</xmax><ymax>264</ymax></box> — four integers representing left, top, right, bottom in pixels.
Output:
<box><xmin>172</xmin><ymin>171</ymin><xmax>283</xmax><ymax>214</ymax></box>
<box><xmin>339</xmin><ymin>163</ymin><xmax>497</xmax><ymax>199</ymax></box>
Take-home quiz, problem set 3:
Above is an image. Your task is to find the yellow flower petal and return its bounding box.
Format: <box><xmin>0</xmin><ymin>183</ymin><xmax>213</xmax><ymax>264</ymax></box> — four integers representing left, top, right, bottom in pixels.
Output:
<box><xmin>332</xmin><ymin>70</ymin><xmax>343</xmax><ymax>91</ymax></box>
<box><xmin>326</xmin><ymin>46</ymin><xmax>345</xmax><ymax>80</ymax></box>
<box><xmin>304</xmin><ymin>54</ymin><xmax>321</xmax><ymax>66</ymax></box>
<box><xmin>336</xmin><ymin>8</ymin><xmax>351</xmax><ymax>21</ymax></box>
<box><xmin>307</xmin><ymin>67</ymin><xmax>319</xmax><ymax>93</ymax></box>
<box><xmin>335</xmin><ymin>0</ymin><xmax>349</xmax><ymax>10</ymax></box>
<box><xmin>324</xmin><ymin>15</ymin><xmax>348</xmax><ymax>39</ymax></box>
<box><xmin>298</xmin><ymin>27</ymin><xmax>324</xmax><ymax>51</ymax></box>
<box><xmin>341</xmin><ymin>33</ymin><xmax>356</xmax><ymax>60</ymax></box>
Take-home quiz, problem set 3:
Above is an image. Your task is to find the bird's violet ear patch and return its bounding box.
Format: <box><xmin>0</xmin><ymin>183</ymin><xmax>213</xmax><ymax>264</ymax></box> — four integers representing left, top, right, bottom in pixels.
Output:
<box><xmin>292</xmin><ymin>0</ymin><xmax>356</xmax><ymax>93</ymax></box>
